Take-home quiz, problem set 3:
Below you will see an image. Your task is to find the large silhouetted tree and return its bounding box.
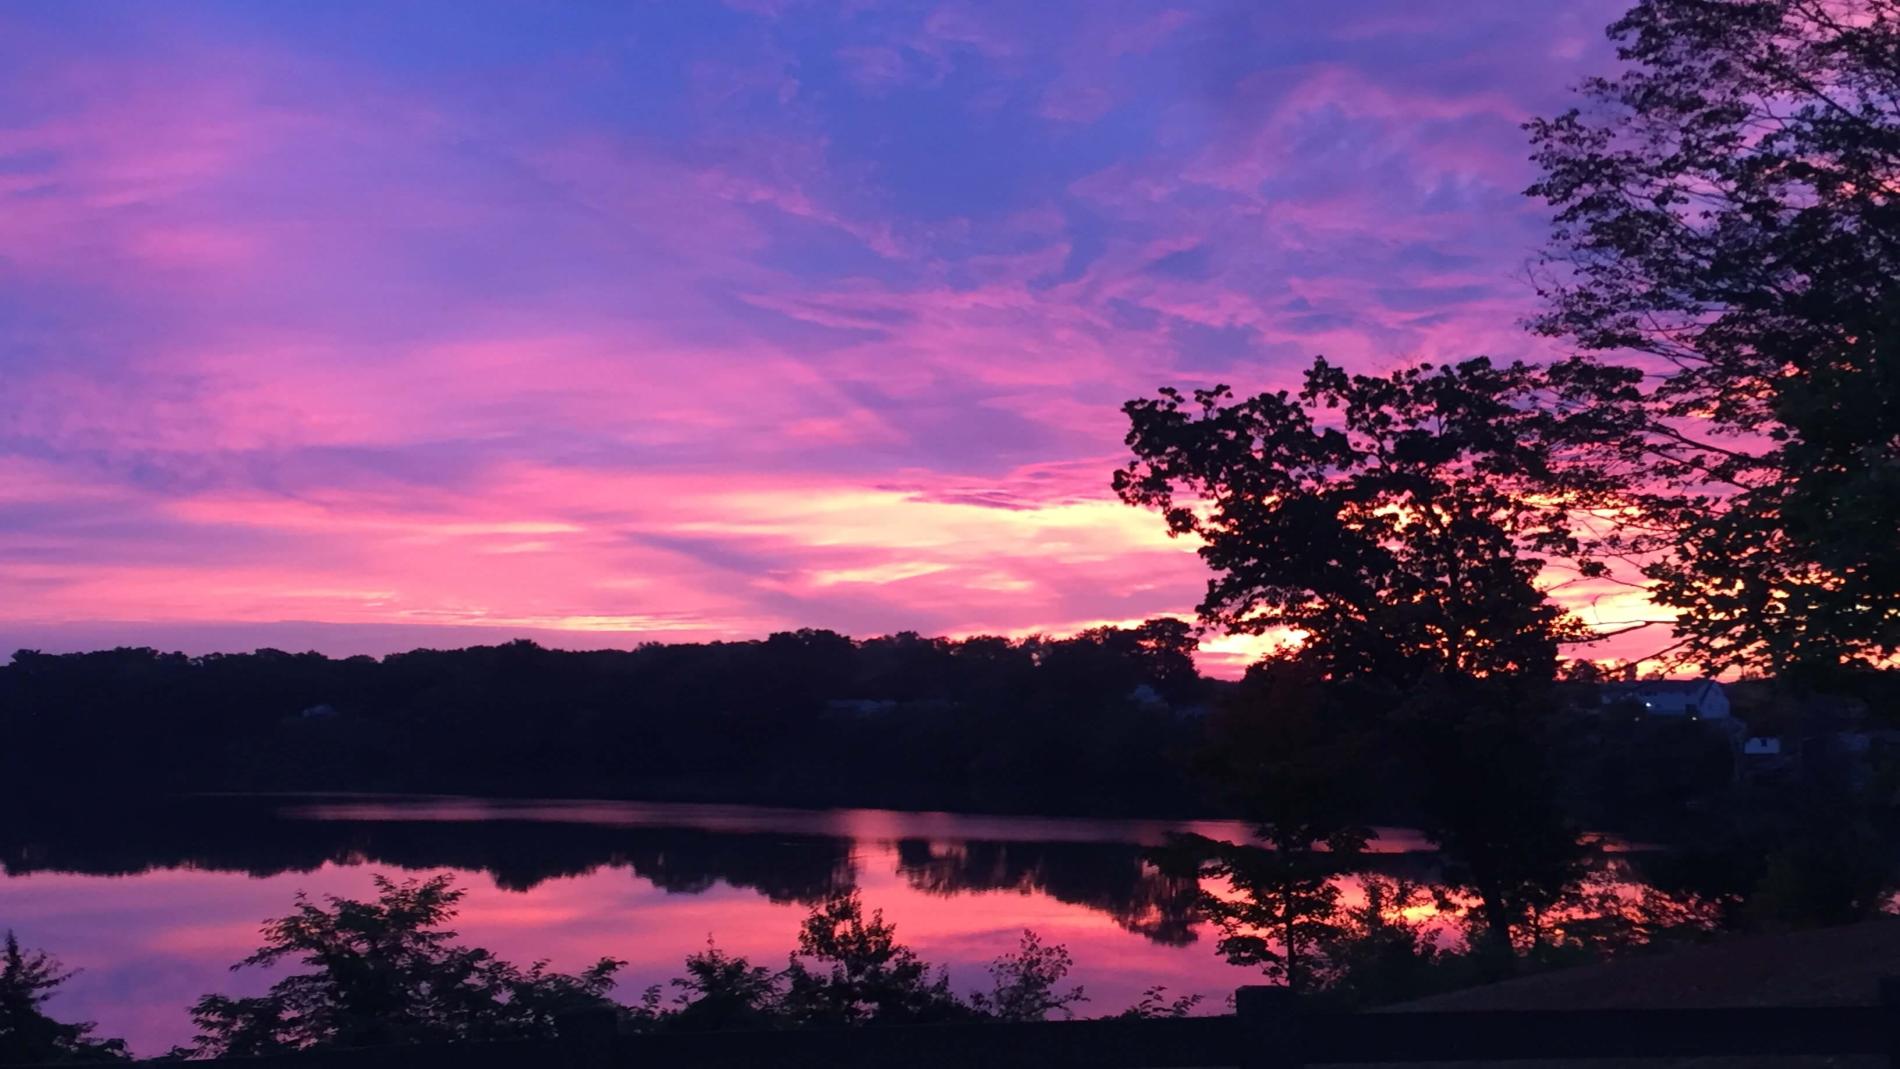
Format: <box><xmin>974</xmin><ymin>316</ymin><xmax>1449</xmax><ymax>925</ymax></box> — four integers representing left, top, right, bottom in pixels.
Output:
<box><xmin>1116</xmin><ymin>356</ymin><xmax>1638</xmax><ymax>684</ymax></box>
<box><xmin>1117</xmin><ymin>356</ymin><xmax>1628</xmax><ymax>959</ymax></box>
<box><xmin>1528</xmin><ymin>0</ymin><xmax>1900</xmax><ymax>676</ymax></box>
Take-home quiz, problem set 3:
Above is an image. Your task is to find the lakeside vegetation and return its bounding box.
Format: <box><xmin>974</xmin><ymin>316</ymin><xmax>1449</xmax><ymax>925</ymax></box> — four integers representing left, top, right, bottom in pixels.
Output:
<box><xmin>4</xmin><ymin>873</ymin><xmax>1204</xmax><ymax>1065</ymax></box>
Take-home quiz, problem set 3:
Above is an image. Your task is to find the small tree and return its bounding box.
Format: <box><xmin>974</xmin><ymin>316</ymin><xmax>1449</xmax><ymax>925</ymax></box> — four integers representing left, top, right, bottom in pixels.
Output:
<box><xmin>1168</xmin><ymin>659</ymin><xmax>1375</xmax><ymax>993</ymax></box>
<box><xmin>184</xmin><ymin>874</ymin><xmax>623</xmax><ymax>1057</ymax></box>
<box><xmin>967</xmin><ymin>931</ymin><xmax>1087</xmax><ymax>1021</ymax></box>
<box><xmin>1186</xmin><ymin>835</ymin><xmax>1360</xmax><ymax>994</ymax></box>
<box><xmin>779</xmin><ymin>894</ymin><xmax>965</xmax><ymax>1027</ymax></box>
<box><xmin>1114</xmin><ymin>987</ymin><xmax>1203</xmax><ymax>1019</ymax></box>
<box><xmin>0</xmin><ymin>932</ymin><xmax>128</xmax><ymax>1064</ymax></box>
<box><xmin>668</xmin><ymin>940</ymin><xmax>781</xmax><ymax>1031</ymax></box>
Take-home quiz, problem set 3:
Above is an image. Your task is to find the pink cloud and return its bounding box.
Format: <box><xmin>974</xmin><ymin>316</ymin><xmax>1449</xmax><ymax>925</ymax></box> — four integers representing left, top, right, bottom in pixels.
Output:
<box><xmin>0</xmin><ymin>0</ymin><xmax>1685</xmax><ymax>677</ymax></box>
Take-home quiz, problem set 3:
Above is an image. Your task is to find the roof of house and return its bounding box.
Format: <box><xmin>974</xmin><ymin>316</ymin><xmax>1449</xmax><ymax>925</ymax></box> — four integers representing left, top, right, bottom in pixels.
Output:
<box><xmin>1600</xmin><ymin>679</ymin><xmax>1723</xmax><ymax>701</ymax></box>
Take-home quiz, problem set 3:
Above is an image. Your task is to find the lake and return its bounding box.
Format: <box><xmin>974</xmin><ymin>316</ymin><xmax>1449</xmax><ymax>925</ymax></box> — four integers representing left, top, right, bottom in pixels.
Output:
<box><xmin>0</xmin><ymin>795</ymin><xmax>1522</xmax><ymax>1057</ymax></box>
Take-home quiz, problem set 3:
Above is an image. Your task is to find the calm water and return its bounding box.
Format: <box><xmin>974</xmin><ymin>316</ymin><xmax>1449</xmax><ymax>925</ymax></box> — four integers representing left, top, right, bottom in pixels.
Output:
<box><xmin>0</xmin><ymin>796</ymin><xmax>1473</xmax><ymax>1057</ymax></box>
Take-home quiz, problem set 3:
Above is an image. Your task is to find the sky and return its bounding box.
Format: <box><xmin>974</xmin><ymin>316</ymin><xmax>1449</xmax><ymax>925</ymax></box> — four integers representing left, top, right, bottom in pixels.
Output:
<box><xmin>0</xmin><ymin>0</ymin><xmax>1664</xmax><ymax>675</ymax></box>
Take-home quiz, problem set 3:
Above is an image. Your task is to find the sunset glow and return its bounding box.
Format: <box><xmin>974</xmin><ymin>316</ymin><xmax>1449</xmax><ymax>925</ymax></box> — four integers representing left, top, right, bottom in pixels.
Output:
<box><xmin>0</xmin><ymin>0</ymin><xmax>1667</xmax><ymax>669</ymax></box>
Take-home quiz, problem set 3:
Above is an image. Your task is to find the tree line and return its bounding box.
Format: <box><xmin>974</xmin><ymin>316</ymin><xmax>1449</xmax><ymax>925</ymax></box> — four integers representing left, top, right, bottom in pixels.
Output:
<box><xmin>0</xmin><ymin>620</ymin><xmax>1209</xmax><ymax>818</ymax></box>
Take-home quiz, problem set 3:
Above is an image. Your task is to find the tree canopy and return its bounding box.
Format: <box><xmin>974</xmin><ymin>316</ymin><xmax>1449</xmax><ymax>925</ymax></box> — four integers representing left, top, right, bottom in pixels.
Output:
<box><xmin>183</xmin><ymin>875</ymin><xmax>622</xmax><ymax>1058</ymax></box>
<box><xmin>0</xmin><ymin>624</ymin><xmax>1213</xmax><ymax>819</ymax></box>
<box><xmin>172</xmin><ymin>877</ymin><xmax>1146</xmax><ymax>1058</ymax></box>
<box><xmin>779</xmin><ymin>894</ymin><xmax>968</xmax><ymax>1027</ymax></box>
<box><xmin>1115</xmin><ymin>355</ymin><xmax>1639</xmax><ymax>685</ymax></box>
<box><xmin>1117</xmin><ymin>356</ymin><xmax>1618</xmax><ymax>968</ymax></box>
<box><xmin>1528</xmin><ymin>0</ymin><xmax>1900</xmax><ymax>675</ymax></box>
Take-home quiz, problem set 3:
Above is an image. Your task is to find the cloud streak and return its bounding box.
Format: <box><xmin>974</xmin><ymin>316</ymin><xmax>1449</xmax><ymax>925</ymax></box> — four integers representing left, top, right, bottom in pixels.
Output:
<box><xmin>0</xmin><ymin>0</ymin><xmax>1666</xmax><ymax>673</ymax></box>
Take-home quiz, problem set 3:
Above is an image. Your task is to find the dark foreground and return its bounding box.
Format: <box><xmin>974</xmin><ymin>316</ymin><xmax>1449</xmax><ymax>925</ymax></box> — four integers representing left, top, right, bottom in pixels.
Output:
<box><xmin>108</xmin><ymin>982</ymin><xmax>1900</xmax><ymax>1069</ymax></box>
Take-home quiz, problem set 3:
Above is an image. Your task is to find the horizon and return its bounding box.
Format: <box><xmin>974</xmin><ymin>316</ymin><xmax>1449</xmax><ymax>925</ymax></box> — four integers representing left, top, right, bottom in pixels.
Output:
<box><xmin>1</xmin><ymin>1</ymin><xmax>1666</xmax><ymax>676</ymax></box>
<box><xmin>3</xmin><ymin>622</ymin><xmax>1725</xmax><ymax>683</ymax></box>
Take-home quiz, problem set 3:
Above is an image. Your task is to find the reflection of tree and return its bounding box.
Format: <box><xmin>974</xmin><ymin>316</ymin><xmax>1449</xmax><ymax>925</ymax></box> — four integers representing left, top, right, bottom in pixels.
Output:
<box><xmin>0</xmin><ymin>801</ymin><xmax>856</xmax><ymax>906</ymax></box>
<box><xmin>893</xmin><ymin>839</ymin><xmax>1202</xmax><ymax>946</ymax></box>
<box><xmin>611</xmin><ymin>829</ymin><xmax>857</xmax><ymax>904</ymax></box>
<box><xmin>2</xmin><ymin>801</ymin><xmax>1522</xmax><ymax>952</ymax></box>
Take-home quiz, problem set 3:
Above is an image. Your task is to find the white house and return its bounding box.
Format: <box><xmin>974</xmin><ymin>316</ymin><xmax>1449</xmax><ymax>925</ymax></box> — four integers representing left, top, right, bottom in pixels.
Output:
<box><xmin>1598</xmin><ymin>679</ymin><xmax>1732</xmax><ymax>720</ymax></box>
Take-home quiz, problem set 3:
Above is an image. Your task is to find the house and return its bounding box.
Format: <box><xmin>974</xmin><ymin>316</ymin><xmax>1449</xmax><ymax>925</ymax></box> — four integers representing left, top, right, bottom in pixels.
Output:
<box><xmin>1598</xmin><ymin>679</ymin><xmax>1732</xmax><ymax>720</ymax></box>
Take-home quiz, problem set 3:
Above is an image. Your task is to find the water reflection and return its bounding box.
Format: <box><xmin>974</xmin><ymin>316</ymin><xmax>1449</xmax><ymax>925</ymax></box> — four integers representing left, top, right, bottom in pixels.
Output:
<box><xmin>2</xmin><ymin>798</ymin><xmax>1264</xmax><ymax>934</ymax></box>
<box><xmin>0</xmin><ymin>796</ymin><xmax>1461</xmax><ymax>1057</ymax></box>
<box><xmin>894</xmin><ymin>839</ymin><xmax>1204</xmax><ymax>946</ymax></box>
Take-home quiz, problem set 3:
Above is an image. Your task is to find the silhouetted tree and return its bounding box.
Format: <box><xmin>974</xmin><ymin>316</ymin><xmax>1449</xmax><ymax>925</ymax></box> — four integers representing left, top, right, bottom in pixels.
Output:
<box><xmin>0</xmin><ymin>932</ymin><xmax>128</xmax><ymax>1064</ymax></box>
<box><xmin>1117</xmin><ymin>356</ymin><xmax>1636</xmax><ymax>683</ymax></box>
<box><xmin>1118</xmin><ymin>356</ymin><xmax>1622</xmax><ymax>959</ymax></box>
<box><xmin>1169</xmin><ymin>661</ymin><xmax>1374</xmax><ymax>992</ymax></box>
<box><xmin>667</xmin><ymin>941</ymin><xmax>781</xmax><ymax>1032</ymax></box>
<box><xmin>1745</xmin><ymin>783</ymin><xmax>1896</xmax><ymax>929</ymax></box>
<box><xmin>1403</xmin><ymin>677</ymin><xmax>1595</xmax><ymax>964</ymax></box>
<box><xmin>670</xmin><ymin>900</ymin><xmax>1096</xmax><ymax>1030</ymax></box>
<box><xmin>966</xmin><ymin>931</ymin><xmax>1088</xmax><ymax>1022</ymax></box>
<box><xmin>1529</xmin><ymin>0</ymin><xmax>1900</xmax><ymax>676</ymax></box>
<box><xmin>1185</xmin><ymin>836</ymin><xmax>1358</xmax><ymax>994</ymax></box>
<box><xmin>779</xmin><ymin>894</ymin><xmax>967</xmax><ymax>1027</ymax></box>
<box><xmin>182</xmin><ymin>875</ymin><xmax>622</xmax><ymax>1057</ymax></box>
<box><xmin>1113</xmin><ymin>987</ymin><xmax>1203</xmax><ymax>1019</ymax></box>
<box><xmin>0</xmin><ymin>626</ymin><xmax>1213</xmax><ymax>819</ymax></box>
<box><xmin>1314</xmin><ymin>878</ymin><xmax>1445</xmax><ymax>1009</ymax></box>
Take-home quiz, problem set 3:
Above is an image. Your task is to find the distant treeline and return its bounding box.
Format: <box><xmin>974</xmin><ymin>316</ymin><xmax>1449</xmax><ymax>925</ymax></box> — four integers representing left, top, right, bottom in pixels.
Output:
<box><xmin>0</xmin><ymin>621</ymin><xmax>1218</xmax><ymax>817</ymax></box>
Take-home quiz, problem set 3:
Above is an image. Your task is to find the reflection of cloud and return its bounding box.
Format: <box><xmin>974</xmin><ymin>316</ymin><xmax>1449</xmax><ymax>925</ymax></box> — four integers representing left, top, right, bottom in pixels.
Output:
<box><xmin>5</xmin><ymin>806</ymin><xmax>1273</xmax><ymax>1057</ymax></box>
<box><xmin>1</xmin><ymin>0</ymin><xmax>1658</xmax><ymax>675</ymax></box>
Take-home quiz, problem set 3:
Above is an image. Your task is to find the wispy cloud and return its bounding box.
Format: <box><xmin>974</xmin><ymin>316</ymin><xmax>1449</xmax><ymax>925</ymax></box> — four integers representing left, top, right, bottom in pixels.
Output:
<box><xmin>0</xmin><ymin>0</ymin><xmax>1659</xmax><ymax>673</ymax></box>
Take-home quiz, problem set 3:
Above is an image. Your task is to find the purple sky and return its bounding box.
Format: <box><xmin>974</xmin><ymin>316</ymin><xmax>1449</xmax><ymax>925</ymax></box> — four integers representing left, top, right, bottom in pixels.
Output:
<box><xmin>0</xmin><ymin>0</ymin><xmax>1663</xmax><ymax>673</ymax></box>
